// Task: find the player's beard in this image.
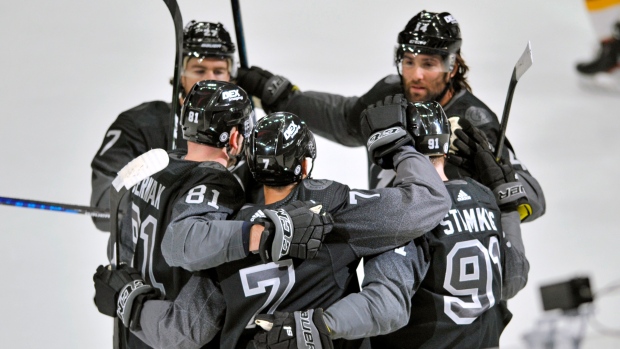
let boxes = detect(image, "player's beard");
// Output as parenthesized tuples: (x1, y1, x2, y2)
(403, 72, 450, 103)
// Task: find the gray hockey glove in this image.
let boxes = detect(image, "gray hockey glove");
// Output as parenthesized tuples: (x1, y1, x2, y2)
(360, 94, 414, 169)
(448, 118, 530, 214)
(252, 309, 333, 349)
(93, 264, 161, 331)
(236, 66, 299, 112)
(257, 201, 333, 263)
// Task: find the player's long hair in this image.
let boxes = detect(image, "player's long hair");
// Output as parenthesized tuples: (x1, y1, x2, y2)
(453, 53, 472, 93)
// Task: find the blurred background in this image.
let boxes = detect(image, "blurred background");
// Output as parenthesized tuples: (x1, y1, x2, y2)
(0, 0, 618, 348)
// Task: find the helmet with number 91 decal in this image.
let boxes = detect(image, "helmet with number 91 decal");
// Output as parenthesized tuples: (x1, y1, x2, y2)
(183, 21, 237, 77)
(246, 112, 317, 186)
(395, 10, 462, 73)
(407, 101, 450, 156)
(181, 80, 253, 148)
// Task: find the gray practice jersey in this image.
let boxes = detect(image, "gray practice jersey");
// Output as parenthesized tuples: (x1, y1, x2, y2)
(162, 146, 451, 272)
(131, 146, 450, 348)
(267, 75, 545, 222)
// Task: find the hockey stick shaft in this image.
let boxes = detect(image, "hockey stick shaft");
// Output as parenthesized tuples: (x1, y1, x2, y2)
(495, 41, 533, 161)
(231, 0, 248, 69)
(163, 0, 184, 151)
(108, 148, 168, 349)
(0, 196, 110, 219)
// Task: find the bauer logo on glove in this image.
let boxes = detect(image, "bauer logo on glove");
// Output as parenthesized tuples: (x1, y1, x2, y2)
(366, 127, 406, 151)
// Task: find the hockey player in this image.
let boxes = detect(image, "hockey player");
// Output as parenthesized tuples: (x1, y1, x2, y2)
(93, 80, 250, 349)
(90, 20, 246, 235)
(235, 10, 545, 223)
(252, 100, 530, 349)
(93, 80, 334, 349)
(576, 0, 620, 85)
(159, 102, 451, 348)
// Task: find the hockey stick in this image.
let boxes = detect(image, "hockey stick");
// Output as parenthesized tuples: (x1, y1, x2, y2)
(163, 0, 184, 151)
(0, 196, 110, 218)
(109, 148, 169, 349)
(231, 0, 248, 70)
(495, 41, 533, 162)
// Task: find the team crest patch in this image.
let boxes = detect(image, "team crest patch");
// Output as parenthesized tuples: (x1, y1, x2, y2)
(219, 132, 229, 142)
(464, 107, 492, 127)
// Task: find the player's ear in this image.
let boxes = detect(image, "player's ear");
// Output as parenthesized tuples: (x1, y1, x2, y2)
(228, 126, 243, 155)
(301, 158, 312, 179)
(450, 60, 459, 79)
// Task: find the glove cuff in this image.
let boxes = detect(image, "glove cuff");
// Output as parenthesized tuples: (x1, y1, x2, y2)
(294, 309, 331, 349)
(263, 208, 294, 262)
(117, 280, 157, 328)
(492, 182, 526, 206)
(261, 75, 293, 108)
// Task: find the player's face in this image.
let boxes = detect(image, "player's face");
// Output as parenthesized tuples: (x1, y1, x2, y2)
(400, 52, 450, 103)
(182, 57, 231, 94)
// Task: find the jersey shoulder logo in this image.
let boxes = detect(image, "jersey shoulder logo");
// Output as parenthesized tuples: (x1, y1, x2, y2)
(457, 190, 472, 202)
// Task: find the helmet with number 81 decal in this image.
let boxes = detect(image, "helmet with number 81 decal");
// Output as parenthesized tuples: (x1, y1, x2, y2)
(395, 10, 462, 73)
(406, 101, 450, 156)
(246, 112, 317, 186)
(181, 80, 253, 148)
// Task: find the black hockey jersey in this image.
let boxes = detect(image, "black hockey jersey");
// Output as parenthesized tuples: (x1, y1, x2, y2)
(370, 178, 511, 349)
(128, 150, 245, 349)
(216, 171, 449, 349)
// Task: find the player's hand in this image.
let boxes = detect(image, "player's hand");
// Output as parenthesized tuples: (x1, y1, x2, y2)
(257, 201, 333, 263)
(93, 264, 161, 330)
(236, 66, 299, 112)
(252, 309, 334, 349)
(360, 94, 414, 169)
(448, 118, 529, 210)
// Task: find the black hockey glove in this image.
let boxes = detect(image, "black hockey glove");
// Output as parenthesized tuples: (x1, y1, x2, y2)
(93, 264, 161, 331)
(236, 66, 299, 112)
(360, 94, 414, 169)
(257, 201, 333, 263)
(252, 309, 334, 349)
(448, 118, 529, 211)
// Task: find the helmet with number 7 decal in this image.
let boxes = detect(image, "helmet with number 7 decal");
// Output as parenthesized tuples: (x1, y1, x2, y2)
(407, 101, 450, 156)
(180, 80, 253, 148)
(246, 112, 317, 186)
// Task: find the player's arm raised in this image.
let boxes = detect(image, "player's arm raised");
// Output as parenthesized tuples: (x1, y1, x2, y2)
(331, 95, 451, 256)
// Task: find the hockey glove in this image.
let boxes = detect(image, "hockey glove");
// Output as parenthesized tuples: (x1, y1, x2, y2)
(253, 309, 334, 349)
(449, 118, 529, 211)
(93, 264, 161, 331)
(360, 94, 414, 169)
(257, 201, 333, 263)
(236, 66, 299, 112)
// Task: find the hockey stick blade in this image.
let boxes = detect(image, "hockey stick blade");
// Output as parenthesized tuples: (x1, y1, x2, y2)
(163, 0, 183, 151)
(0, 196, 110, 219)
(495, 41, 533, 161)
(111, 149, 169, 192)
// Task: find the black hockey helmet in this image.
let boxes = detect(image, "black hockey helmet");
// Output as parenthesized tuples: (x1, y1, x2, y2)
(395, 10, 462, 73)
(181, 80, 253, 148)
(407, 101, 450, 156)
(183, 21, 237, 76)
(246, 112, 317, 186)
